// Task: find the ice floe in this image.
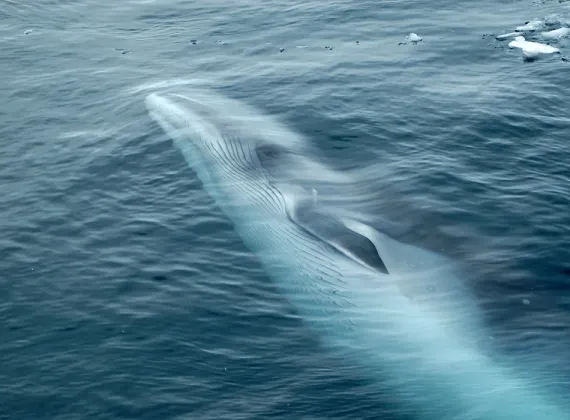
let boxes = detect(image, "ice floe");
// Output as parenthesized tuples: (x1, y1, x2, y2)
(407, 33, 422, 43)
(508, 35, 560, 59)
(493, 13, 570, 62)
(495, 32, 520, 40)
(516, 19, 544, 32)
(541, 27, 570, 40)
(398, 33, 423, 46)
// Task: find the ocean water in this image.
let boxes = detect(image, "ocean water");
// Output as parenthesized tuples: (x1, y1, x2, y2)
(1, 0, 570, 419)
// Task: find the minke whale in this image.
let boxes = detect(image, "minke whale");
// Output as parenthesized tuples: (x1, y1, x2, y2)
(145, 88, 566, 419)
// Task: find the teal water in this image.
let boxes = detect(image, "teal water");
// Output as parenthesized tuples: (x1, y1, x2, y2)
(1, 0, 569, 419)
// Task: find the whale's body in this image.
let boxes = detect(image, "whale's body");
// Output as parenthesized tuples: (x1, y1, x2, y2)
(145, 89, 566, 419)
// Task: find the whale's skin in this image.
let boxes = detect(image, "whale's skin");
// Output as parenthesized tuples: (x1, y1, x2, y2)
(145, 89, 566, 420)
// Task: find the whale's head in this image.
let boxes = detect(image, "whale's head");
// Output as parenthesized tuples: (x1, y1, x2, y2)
(145, 91, 310, 191)
(144, 90, 395, 273)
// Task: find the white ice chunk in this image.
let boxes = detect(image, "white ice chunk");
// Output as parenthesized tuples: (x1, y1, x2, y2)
(508, 36, 560, 58)
(516, 19, 544, 32)
(406, 33, 422, 42)
(495, 32, 519, 40)
(540, 27, 570, 40)
(545, 14, 563, 26)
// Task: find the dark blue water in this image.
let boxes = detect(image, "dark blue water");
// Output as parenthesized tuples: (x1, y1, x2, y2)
(1, 0, 570, 419)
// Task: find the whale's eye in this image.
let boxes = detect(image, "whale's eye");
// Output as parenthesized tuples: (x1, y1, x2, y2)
(255, 144, 290, 173)
(256, 143, 284, 161)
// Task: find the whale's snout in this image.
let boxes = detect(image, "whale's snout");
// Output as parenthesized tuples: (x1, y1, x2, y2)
(145, 92, 205, 121)
(144, 92, 160, 110)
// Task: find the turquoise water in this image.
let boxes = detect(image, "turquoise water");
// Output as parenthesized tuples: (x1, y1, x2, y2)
(1, 0, 569, 419)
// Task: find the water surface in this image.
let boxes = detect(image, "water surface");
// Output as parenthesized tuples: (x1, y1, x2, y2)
(1, 0, 569, 418)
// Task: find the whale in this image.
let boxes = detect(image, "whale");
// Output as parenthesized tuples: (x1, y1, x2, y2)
(145, 88, 567, 419)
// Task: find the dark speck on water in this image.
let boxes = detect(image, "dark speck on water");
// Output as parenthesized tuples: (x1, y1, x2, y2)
(1, 0, 569, 419)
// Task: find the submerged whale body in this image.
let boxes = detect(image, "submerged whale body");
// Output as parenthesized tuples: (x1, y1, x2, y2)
(145, 88, 567, 419)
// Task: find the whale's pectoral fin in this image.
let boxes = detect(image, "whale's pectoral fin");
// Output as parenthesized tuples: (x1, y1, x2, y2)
(287, 198, 389, 274)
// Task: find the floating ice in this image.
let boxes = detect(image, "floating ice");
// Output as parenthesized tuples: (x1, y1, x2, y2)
(508, 35, 560, 58)
(406, 33, 422, 42)
(544, 14, 565, 26)
(541, 27, 570, 40)
(495, 32, 520, 40)
(516, 19, 544, 31)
